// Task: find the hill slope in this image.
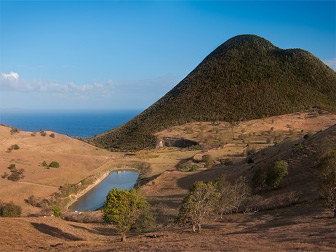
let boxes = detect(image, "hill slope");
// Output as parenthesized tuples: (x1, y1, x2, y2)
(90, 35, 336, 151)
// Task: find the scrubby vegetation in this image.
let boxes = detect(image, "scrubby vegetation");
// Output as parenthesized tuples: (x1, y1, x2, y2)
(216, 175, 250, 218)
(0, 201, 22, 217)
(10, 127, 19, 135)
(177, 181, 219, 232)
(7, 144, 20, 152)
(103, 188, 154, 241)
(49, 161, 60, 168)
(2, 163, 25, 182)
(91, 35, 336, 151)
(252, 161, 288, 189)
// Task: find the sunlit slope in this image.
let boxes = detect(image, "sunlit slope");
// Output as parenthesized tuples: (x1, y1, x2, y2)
(91, 35, 336, 151)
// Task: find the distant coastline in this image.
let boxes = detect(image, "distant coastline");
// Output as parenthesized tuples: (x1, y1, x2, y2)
(0, 109, 142, 138)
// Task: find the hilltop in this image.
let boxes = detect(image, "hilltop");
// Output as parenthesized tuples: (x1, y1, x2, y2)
(90, 35, 336, 151)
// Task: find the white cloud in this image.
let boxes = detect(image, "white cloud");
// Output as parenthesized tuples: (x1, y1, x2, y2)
(0, 71, 114, 97)
(323, 58, 336, 71)
(2, 72, 19, 80)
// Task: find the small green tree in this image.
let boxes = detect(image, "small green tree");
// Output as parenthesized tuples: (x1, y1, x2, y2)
(265, 161, 288, 188)
(177, 181, 219, 232)
(103, 188, 154, 242)
(51, 205, 62, 217)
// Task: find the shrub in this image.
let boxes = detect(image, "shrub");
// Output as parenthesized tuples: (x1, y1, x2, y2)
(40, 131, 47, 136)
(220, 158, 233, 166)
(8, 164, 16, 170)
(0, 201, 22, 217)
(247, 157, 254, 164)
(10, 127, 19, 135)
(31, 131, 36, 136)
(1, 172, 9, 179)
(252, 168, 266, 189)
(8, 144, 20, 152)
(26, 195, 40, 207)
(51, 205, 62, 217)
(177, 181, 219, 232)
(202, 154, 213, 168)
(265, 161, 288, 188)
(292, 143, 303, 153)
(103, 188, 154, 241)
(216, 175, 250, 217)
(49, 161, 60, 168)
(49, 133, 55, 138)
(42, 161, 48, 167)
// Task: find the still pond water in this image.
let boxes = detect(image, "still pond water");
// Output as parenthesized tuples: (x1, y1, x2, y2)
(69, 171, 139, 212)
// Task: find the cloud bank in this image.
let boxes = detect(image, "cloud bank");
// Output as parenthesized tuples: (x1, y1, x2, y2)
(0, 72, 114, 96)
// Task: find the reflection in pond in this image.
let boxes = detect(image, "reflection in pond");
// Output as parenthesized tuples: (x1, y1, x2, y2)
(69, 171, 139, 212)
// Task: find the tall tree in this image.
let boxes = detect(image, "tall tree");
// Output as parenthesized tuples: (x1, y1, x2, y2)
(103, 188, 154, 241)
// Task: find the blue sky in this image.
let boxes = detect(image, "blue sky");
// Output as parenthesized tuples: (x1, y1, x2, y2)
(0, 0, 335, 110)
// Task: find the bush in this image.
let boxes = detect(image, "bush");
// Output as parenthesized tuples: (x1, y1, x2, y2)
(26, 195, 40, 207)
(181, 164, 199, 172)
(103, 188, 154, 241)
(252, 168, 266, 189)
(292, 143, 303, 153)
(49, 133, 55, 138)
(8, 144, 20, 152)
(0, 201, 22, 217)
(220, 158, 233, 166)
(216, 175, 250, 217)
(202, 154, 213, 168)
(177, 181, 219, 232)
(247, 157, 254, 164)
(42, 161, 48, 167)
(40, 131, 47, 136)
(31, 131, 36, 136)
(8, 164, 16, 170)
(49, 161, 60, 168)
(51, 205, 62, 217)
(265, 161, 288, 188)
(10, 127, 19, 135)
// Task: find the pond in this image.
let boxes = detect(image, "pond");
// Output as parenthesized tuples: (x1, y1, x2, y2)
(69, 170, 139, 212)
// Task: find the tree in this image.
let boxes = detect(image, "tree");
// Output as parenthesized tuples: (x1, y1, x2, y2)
(216, 175, 250, 218)
(177, 181, 219, 232)
(265, 161, 288, 188)
(51, 205, 62, 217)
(103, 188, 153, 242)
(318, 151, 336, 217)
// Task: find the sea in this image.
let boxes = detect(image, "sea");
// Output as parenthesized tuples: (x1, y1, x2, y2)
(0, 109, 142, 138)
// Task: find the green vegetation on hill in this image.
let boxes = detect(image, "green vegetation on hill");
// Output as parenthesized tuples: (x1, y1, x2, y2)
(90, 35, 336, 151)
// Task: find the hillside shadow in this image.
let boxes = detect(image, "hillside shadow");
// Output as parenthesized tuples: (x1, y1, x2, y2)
(31, 223, 82, 241)
(177, 165, 229, 190)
